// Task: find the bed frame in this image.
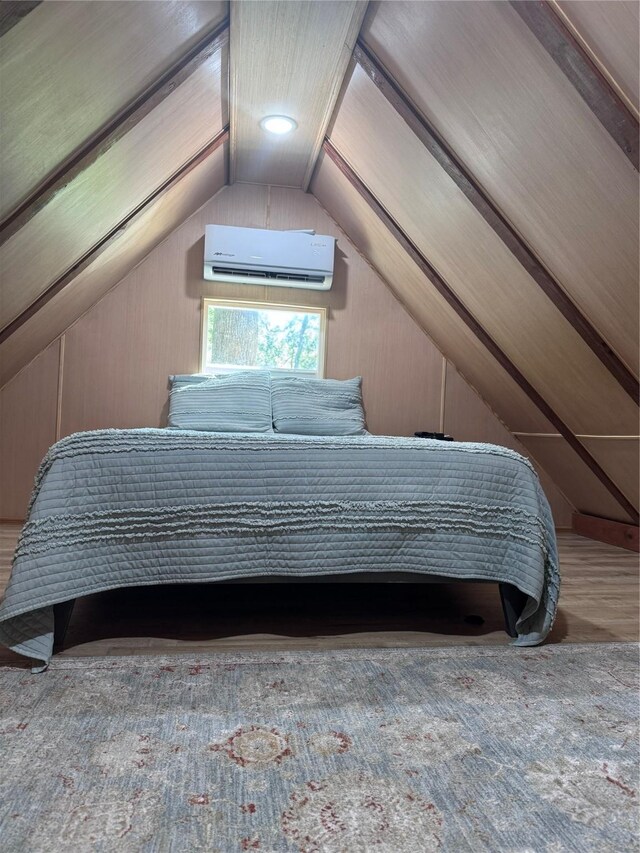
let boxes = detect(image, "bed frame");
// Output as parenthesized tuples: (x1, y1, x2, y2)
(52, 581, 526, 653)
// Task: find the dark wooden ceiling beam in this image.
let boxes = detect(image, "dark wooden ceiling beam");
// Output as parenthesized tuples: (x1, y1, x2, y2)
(354, 41, 639, 405)
(0, 17, 229, 243)
(509, 0, 638, 170)
(322, 139, 639, 524)
(0, 1, 41, 38)
(0, 127, 229, 345)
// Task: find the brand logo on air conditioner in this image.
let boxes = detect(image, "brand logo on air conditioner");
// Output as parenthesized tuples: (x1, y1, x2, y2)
(212, 251, 235, 257)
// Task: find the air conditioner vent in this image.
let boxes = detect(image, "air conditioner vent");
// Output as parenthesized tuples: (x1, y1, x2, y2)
(210, 267, 325, 284)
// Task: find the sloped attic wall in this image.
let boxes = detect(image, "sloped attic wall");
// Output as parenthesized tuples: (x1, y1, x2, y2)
(312, 0, 639, 525)
(0, 182, 572, 525)
(0, 0, 229, 387)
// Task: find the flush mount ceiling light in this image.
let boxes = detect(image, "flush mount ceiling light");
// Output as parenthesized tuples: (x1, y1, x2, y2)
(260, 115, 297, 135)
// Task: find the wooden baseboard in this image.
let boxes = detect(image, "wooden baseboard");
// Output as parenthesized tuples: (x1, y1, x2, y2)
(573, 512, 639, 553)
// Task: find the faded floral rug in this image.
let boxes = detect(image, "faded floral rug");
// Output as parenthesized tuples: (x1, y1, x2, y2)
(1, 643, 638, 852)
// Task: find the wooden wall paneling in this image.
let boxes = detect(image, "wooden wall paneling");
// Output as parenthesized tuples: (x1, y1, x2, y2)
(362, 0, 639, 375)
(509, 0, 638, 167)
(0, 339, 59, 519)
(555, 0, 639, 116)
(354, 41, 637, 404)
(573, 438, 639, 512)
(0, 60, 226, 332)
(60, 183, 274, 436)
(267, 186, 444, 436)
(0, 128, 229, 345)
(328, 64, 639, 437)
(59, 181, 443, 443)
(230, 0, 367, 187)
(517, 435, 636, 524)
(1, 21, 229, 242)
(311, 151, 583, 525)
(312, 148, 638, 524)
(311, 151, 558, 435)
(0, 0, 226, 219)
(0, 1, 41, 38)
(442, 362, 574, 528)
(0, 147, 227, 389)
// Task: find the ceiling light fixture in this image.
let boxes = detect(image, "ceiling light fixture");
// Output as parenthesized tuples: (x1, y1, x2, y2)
(260, 115, 297, 135)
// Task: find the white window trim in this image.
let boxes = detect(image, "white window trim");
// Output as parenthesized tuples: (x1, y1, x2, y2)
(200, 298, 327, 378)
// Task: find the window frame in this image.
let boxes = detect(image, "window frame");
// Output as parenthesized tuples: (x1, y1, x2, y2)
(200, 297, 327, 378)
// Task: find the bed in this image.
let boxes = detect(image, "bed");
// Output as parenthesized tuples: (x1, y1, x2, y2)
(0, 428, 559, 671)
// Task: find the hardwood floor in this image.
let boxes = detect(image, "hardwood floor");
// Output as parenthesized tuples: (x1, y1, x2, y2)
(0, 525, 637, 667)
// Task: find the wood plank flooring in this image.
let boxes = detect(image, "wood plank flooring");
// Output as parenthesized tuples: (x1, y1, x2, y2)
(0, 525, 637, 667)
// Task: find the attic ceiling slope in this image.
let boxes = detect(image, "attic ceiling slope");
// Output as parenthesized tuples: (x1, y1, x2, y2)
(353, 39, 638, 404)
(509, 0, 638, 168)
(0, 0, 227, 220)
(0, 2, 230, 343)
(0, 19, 229, 243)
(361, 0, 639, 375)
(320, 139, 638, 525)
(229, 0, 367, 187)
(0, 69, 227, 334)
(0, 146, 228, 389)
(0, 1, 41, 38)
(555, 0, 640, 116)
(310, 151, 638, 525)
(327, 63, 639, 437)
(313, 0, 639, 523)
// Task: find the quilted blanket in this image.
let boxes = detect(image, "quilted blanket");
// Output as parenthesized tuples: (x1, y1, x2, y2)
(0, 430, 559, 670)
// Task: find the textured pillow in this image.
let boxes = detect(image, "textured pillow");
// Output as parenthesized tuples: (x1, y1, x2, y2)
(167, 371, 272, 432)
(168, 374, 212, 390)
(271, 376, 366, 435)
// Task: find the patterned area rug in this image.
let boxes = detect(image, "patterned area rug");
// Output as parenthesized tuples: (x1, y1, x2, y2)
(1, 643, 638, 852)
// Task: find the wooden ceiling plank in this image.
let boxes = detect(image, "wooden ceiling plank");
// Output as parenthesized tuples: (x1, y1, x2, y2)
(322, 138, 639, 525)
(0, 19, 229, 243)
(362, 2, 638, 375)
(354, 41, 639, 405)
(0, 149, 227, 389)
(312, 152, 556, 434)
(554, 1, 639, 118)
(0, 1, 41, 38)
(509, 0, 638, 170)
(230, 0, 367, 187)
(0, 128, 229, 346)
(1, 2, 227, 219)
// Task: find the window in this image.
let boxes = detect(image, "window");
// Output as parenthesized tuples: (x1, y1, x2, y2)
(200, 299, 327, 377)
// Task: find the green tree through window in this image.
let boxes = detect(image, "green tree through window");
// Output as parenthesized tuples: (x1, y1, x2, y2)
(205, 303, 323, 375)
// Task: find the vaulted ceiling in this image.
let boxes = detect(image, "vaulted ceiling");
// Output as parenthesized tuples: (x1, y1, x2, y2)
(0, 0, 638, 524)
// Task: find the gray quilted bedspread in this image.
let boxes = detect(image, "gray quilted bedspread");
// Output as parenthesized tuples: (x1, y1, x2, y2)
(0, 430, 559, 669)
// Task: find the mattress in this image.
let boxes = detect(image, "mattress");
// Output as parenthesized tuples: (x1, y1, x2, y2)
(0, 429, 560, 669)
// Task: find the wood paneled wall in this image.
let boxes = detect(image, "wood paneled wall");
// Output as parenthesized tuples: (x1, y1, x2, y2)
(556, 0, 639, 114)
(362, 0, 639, 374)
(57, 183, 443, 437)
(442, 362, 573, 527)
(0, 0, 227, 219)
(0, 182, 573, 525)
(0, 147, 227, 388)
(0, 340, 60, 520)
(311, 151, 634, 525)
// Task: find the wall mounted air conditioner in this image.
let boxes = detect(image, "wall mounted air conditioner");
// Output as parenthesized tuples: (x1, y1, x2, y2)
(204, 224, 335, 290)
